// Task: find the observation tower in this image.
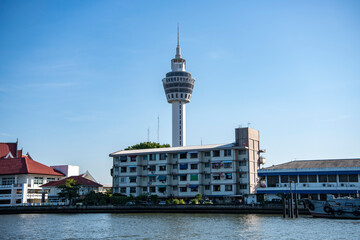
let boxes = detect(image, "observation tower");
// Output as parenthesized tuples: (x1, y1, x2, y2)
(162, 27, 195, 147)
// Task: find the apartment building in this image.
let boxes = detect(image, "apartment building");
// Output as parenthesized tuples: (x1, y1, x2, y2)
(110, 127, 265, 200)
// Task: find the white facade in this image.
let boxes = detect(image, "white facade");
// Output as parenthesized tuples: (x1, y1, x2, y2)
(51, 165, 80, 177)
(0, 174, 62, 206)
(111, 127, 264, 200)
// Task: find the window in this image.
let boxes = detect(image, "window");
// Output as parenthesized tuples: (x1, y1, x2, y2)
(158, 186, 166, 193)
(121, 167, 127, 173)
(267, 176, 279, 187)
(280, 175, 289, 183)
(173, 154, 178, 158)
(213, 150, 220, 157)
(149, 176, 156, 182)
(213, 185, 220, 191)
(173, 175, 177, 180)
(224, 149, 231, 157)
(120, 156, 127, 162)
(239, 150, 246, 155)
(190, 174, 198, 181)
(224, 162, 232, 168)
(143, 187, 147, 192)
(212, 163, 221, 169)
(179, 175, 187, 181)
(289, 175, 298, 183)
(2, 177, 15, 185)
(180, 187, 187, 192)
(173, 164, 178, 169)
(150, 187, 155, 193)
(349, 174, 359, 182)
(159, 165, 166, 171)
(308, 175, 317, 182)
(120, 187, 126, 193)
(239, 161, 247, 166)
(225, 173, 232, 180)
(225, 185, 233, 191)
(205, 185, 210, 190)
(34, 177, 43, 185)
(160, 154, 166, 160)
(129, 167, 137, 173)
(129, 177, 136, 183)
(47, 178, 55, 182)
(205, 163, 210, 168)
(180, 153, 187, 159)
(190, 164, 198, 170)
(142, 155, 148, 160)
(339, 175, 348, 182)
(148, 165, 156, 171)
(130, 187, 136, 193)
(190, 153, 198, 158)
(205, 174, 210, 179)
(319, 175, 327, 183)
(143, 166, 147, 171)
(179, 163, 188, 170)
(149, 154, 156, 161)
(213, 175, 220, 180)
(328, 175, 337, 182)
(204, 152, 211, 157)
(173, 186, 178, 191)
(240, 184, 247, 189)
(299, 175, 308, 183)
(120, 177, 126, 183)
(130, 156, 136, 162)
(190, 186, 198, 192)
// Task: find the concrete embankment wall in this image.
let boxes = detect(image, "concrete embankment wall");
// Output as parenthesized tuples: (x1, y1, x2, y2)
(0, 205, 310, 215)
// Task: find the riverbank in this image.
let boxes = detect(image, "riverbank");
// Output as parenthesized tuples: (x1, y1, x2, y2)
(0, 204, 310, 215)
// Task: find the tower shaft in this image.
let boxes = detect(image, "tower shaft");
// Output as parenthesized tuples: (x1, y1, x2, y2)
(172, 101, 186, 147)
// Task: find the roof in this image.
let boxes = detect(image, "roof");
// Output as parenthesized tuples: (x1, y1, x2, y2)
(0, 142, 17, 158)
(263, 158, 360, 170)
(0, 155, 65, 176)
(41, 175, 102, 187)
(110, 143, 241, 156)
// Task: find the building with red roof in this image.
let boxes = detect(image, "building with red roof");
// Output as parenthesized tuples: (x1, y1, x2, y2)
(41, 175, 102, 203)
(0, 142, 67, 206)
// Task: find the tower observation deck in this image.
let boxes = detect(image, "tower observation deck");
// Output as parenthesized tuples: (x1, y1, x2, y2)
(162, 27, 195, 147)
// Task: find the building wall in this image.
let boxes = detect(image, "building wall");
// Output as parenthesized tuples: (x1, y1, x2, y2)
(111, 127, 263, 199)
(0, 174, 61, 206)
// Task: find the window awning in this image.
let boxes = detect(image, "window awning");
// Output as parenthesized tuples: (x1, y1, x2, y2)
(189, 185, 198, 188)
(223, 161, 232, 163)
(179, 174, 187, 177)
(226, 173, 232, 175)
(157, 175, 167, 181)
(158, 185, 166, 188)
(148, 174, 156, 177)
(129, 176, 136, 179)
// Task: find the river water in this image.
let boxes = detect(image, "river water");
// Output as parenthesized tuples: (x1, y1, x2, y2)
(0, 213, 359, 240)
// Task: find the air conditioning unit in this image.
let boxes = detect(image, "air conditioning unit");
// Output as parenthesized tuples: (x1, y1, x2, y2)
(350, 184, 355, 187)
(283, 184, 287, 187)
(276, 183, 281, 187)
(341, 183, 345, 187)
(303, 184, 307, 187)
(322, 184, 326, 187)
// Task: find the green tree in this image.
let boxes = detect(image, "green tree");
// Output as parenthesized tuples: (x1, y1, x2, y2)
(125, 142, 170, 150)
(57, 179, 80, 205)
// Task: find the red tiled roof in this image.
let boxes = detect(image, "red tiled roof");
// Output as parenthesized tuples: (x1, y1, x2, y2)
(41, 175, 102, 187)
(0, 142, 17, 158)
(0, 155, 65, 176)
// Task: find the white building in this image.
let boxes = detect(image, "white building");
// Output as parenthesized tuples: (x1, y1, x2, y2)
(0, 142, 65, 206)
(162, 26, 195, 147)
(110, 127, 265, 201)
(257, 159, 360, 201)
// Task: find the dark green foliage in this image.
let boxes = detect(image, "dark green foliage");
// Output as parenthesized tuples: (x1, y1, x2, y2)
(125, 142, 170, 150)
(57, 179, 80, 205)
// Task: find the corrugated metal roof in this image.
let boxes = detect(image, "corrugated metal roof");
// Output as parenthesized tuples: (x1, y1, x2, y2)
(263, 159, 360, 170)
(109, 143, 238, 156)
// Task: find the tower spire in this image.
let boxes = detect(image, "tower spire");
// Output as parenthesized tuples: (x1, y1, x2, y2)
(175, 24, 181, 59)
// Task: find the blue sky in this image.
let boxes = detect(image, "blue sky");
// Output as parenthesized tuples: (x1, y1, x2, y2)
(0, 1, 359, 184)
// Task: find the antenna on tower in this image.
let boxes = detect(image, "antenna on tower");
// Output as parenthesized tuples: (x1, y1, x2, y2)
(157, 115, 160, 143)
(177, 23, 180, 46)
(147, 128, 150, 142)
(247, 122, 251, 128)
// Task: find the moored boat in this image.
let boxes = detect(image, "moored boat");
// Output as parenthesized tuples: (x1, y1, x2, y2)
(304, 195, 360, 219)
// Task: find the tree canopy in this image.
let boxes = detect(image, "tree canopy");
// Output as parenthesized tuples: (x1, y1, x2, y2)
(125, 142, 170, 150)
(57, 178, 80, 205)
